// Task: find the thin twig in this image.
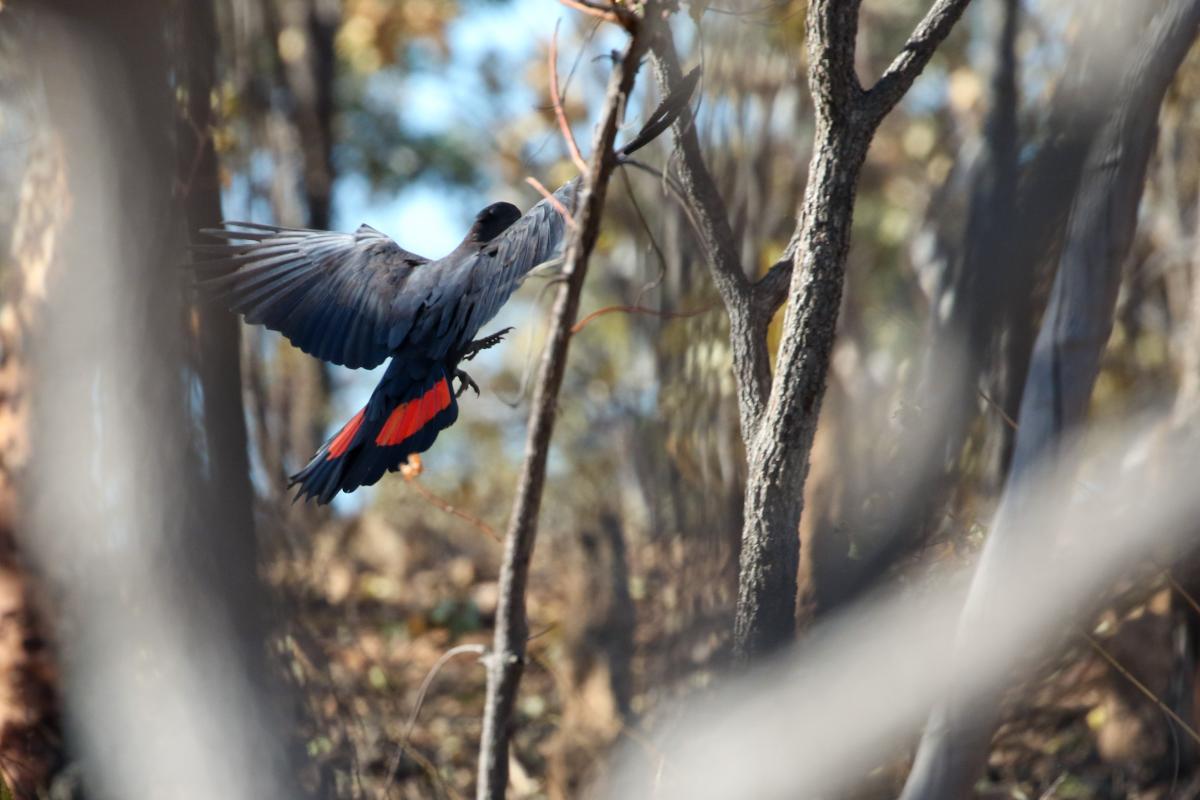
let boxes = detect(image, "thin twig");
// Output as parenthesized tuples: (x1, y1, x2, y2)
(557, 0, 622, 24)
(525, 176, 578, 230)
(384, 643, 487, 796)
(1038, 772, 1069, 800)
(1165, 570, 1200, 619)
(549, 23, 590, 176)
(1081, 630, 1200, 748)
(618, 164, 669, 306)
(571, 302, 716, 335)
(400, 454, 500, 542)
(978, 387, 1019, 431)
(410, 483, 501, 543)
(400, 453, 499, 542)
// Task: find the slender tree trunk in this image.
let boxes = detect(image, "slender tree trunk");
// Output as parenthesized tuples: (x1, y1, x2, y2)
(900, 4, 1200, 796)
(650, 0, 972, 662)
(800, 0, 1024, 621)
(737, 124, 869, 656)
(475, 14, 651, 798)
(177, 3, 310, 776)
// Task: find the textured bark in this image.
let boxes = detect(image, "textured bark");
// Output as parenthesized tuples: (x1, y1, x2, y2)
(475, 19, 651, 800)
(734, 0, 972, 661)
(650, 0, 971, 661)
(802, 0, 1025, 622)
(899, 3, 1200, 797)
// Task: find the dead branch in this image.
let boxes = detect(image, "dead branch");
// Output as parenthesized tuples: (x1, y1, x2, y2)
(549, 24, 589, 176)
(570, 302, 716, 335)
(474, 10, 654, 798)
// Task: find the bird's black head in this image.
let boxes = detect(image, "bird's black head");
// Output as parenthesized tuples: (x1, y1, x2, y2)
(469, 202, 522, 244)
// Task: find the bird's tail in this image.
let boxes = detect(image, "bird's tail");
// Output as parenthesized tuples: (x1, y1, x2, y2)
(617, 66, 702, 159)
(289, 361, 459, 504)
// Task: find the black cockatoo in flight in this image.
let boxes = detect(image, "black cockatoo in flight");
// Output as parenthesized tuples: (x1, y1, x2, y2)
(194, 69, 699, 504)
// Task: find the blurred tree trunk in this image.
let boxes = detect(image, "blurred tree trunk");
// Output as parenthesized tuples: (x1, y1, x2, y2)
(1159, 196, 1200, 778)
(0, 132, 67, 798)
(920, 0, 1019, 480)
(900, 3, 1200, 796)
(182, 0, 261, 612)
(24, 2, 306, 796)
(222, 0, 339, 503)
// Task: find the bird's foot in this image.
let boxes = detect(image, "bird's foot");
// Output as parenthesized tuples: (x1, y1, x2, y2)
(461, 327, 514, 361)
(454, 368, 481, 398)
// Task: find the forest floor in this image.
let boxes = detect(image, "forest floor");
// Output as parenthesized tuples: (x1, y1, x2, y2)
(268, 500, 1200, 800)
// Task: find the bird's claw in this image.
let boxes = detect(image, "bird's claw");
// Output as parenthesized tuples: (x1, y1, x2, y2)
(454, 368, 480, 398)
(462, 327, 514, 361)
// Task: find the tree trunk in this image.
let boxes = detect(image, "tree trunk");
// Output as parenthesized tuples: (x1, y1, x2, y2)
(899, 4, 1200, 796)
(737, 124, 870, 657)
(733, 0, 973, 661)
(25, 4, 305, 797)
(475, 17, 650, 798)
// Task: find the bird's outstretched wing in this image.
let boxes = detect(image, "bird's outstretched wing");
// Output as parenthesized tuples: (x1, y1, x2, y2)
(193, 222, 431, 369)
(406, 180, 579, 361)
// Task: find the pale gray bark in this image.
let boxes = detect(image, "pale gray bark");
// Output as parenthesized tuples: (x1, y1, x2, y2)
(899, 3, 1200, 796)
(24, 6, 303, 798)
(475, 16, 652, 799)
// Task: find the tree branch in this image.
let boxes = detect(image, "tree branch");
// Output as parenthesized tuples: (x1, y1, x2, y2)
(549, 24, 589, 176)
(864, 0, 974, 122)
(474, 18, 652, 800)
(755, 0, 971, 314)
(649, 26, 774, 436)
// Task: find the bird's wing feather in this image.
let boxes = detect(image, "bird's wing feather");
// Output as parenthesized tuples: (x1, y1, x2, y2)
(194, 222, 431, 369)
(402, 179, 579, 360)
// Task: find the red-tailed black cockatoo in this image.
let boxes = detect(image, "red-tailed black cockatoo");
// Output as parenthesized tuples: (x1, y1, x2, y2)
(194, 68, 699, 504)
